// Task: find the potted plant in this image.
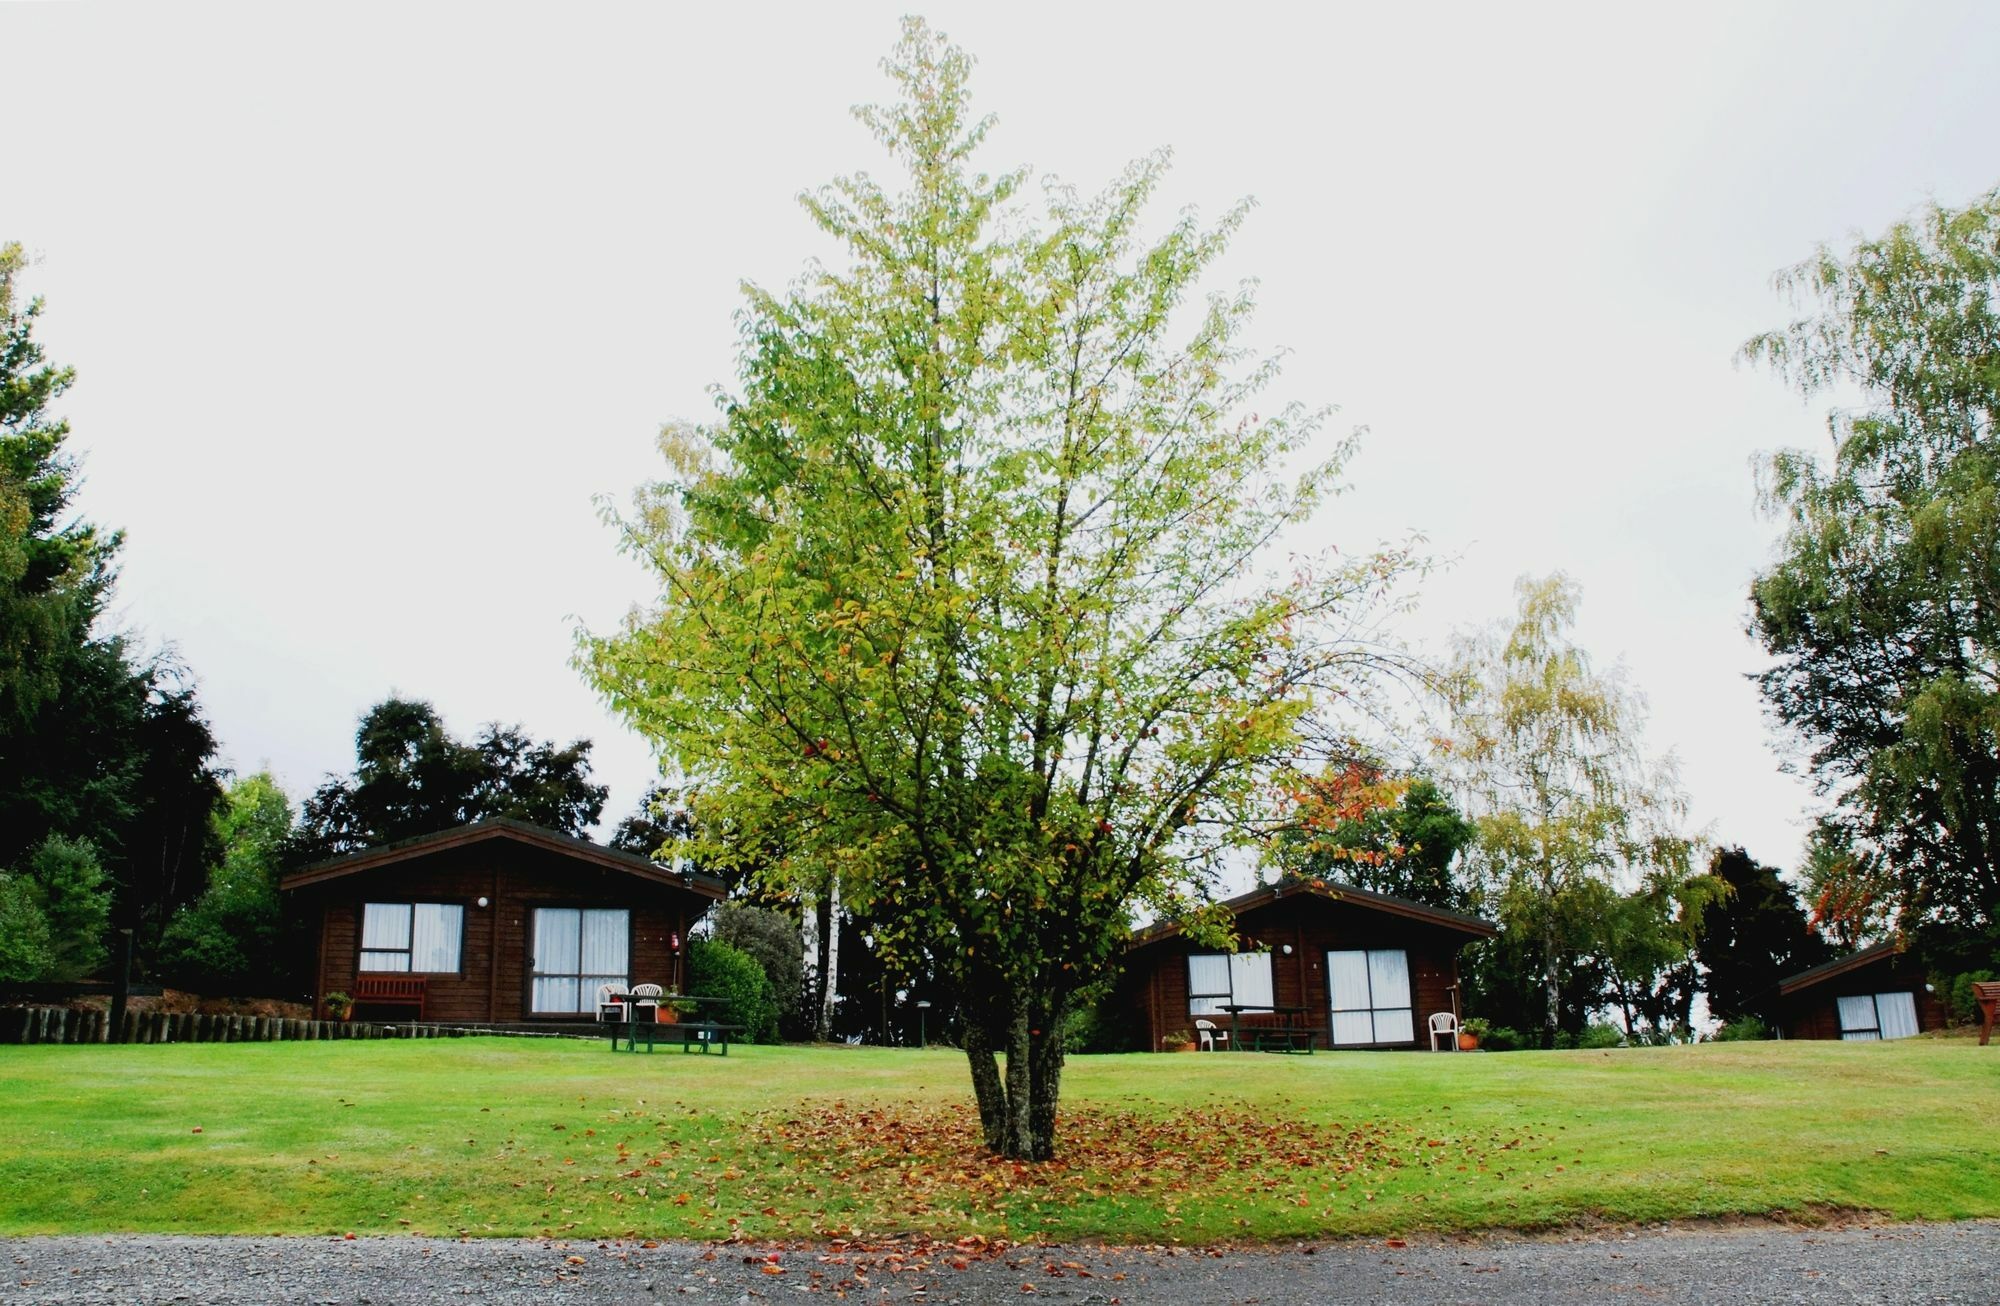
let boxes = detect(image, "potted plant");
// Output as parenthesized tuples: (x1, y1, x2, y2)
(1459, 1017, 1488, 1051)
(1162, 1029, 1194, 1053)
(324, 991, 353, 1022)
(656, 997, 694, 1026)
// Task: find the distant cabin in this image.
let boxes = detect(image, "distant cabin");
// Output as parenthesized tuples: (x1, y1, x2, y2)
(1768, 941, 1945, 1041)
(1115, 877, 1496, 1052)
(280, 818, 724, 1024)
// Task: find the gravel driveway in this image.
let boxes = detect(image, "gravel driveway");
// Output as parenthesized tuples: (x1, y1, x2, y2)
(6, 1221, 1994, 1304)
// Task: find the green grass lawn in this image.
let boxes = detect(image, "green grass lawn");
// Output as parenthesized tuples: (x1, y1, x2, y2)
(0, 1037, 1994, 1243)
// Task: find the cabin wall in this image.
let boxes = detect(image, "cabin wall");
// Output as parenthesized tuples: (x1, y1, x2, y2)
(302, 841, 707, 1022)
(1127, 893, 1476, 1052)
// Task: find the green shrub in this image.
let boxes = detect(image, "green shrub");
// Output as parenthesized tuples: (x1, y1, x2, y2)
(1478, 1024, 1526, 1051)
(688, 936, 781, 1043)
(0, 873, 53, 982)
(1713, 1014, 1769, 1042)
(1947, 971, 1997, 1026)
(1577, 1022, 1625, 1049)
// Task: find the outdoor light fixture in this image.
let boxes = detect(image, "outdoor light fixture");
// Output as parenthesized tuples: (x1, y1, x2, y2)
(1281, 944, 1294, 955)
(476, 896, 490, 908)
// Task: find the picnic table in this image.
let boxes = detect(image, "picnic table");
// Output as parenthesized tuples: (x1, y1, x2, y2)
(1217, 1003, 1320, 1054)
(600, 992, 742, 1054)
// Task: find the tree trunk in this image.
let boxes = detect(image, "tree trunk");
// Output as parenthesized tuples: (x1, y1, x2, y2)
(962, 1018, 1008, 1152)
(816, 876, 840, 1040)
(1026, 994, 1069, 1161)
(1541, 918, 1561, 1049)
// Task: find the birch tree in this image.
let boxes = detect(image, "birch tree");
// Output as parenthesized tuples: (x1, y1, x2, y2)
(1449, 575, 1703, 1047)
(583, 20, 1417, 1159)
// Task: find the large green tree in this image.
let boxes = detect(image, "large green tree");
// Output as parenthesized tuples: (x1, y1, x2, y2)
(1695, 845, 1829, 1024)
(290, 697, 607, 861)
(585, 21, 1417, 1159)
(1449, 575, 1708, 1047)
(0, 244, 223, 960)
(1744, 187, 2000, 966)
(158, 773, 294, 994)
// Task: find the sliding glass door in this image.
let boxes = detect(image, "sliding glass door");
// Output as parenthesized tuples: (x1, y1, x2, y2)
(530, 907, 629, 1014)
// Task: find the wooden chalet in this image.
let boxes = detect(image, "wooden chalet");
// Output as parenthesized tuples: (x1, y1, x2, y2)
(280, 818, 725, 1024)
(1116, 877, 1496, 1052)
(1767, 940, 1945, 1041)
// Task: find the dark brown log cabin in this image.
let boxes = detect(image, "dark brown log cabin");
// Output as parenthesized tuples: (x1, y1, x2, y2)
(280, 819, 725, 1023)
(1117, 878, 1496, 1052)
(1767, 941, 1946, 1041)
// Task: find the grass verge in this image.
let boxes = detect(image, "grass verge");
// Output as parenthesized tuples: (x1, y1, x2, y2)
(0, 1037, 1993, 1242)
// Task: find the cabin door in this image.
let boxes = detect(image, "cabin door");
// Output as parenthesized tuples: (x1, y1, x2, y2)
(1326, 948, 1415, 1046)
(529, 907, 630, 1015)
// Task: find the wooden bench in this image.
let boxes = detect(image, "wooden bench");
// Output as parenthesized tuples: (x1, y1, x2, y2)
(353, 975, 426, 1019)
(1974, 981, 2000, 1047)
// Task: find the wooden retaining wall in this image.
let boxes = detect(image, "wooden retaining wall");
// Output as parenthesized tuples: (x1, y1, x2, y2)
(0, 1007, 491, 1045)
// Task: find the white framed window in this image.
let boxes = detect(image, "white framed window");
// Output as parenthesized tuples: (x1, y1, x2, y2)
(359, 902, 464, 973)
(1837, 991, 1919, 1041)
(531, 907, 630, 1014)
(1187, 952, 1275, 1015)
(1327, 948, 1415, 1045)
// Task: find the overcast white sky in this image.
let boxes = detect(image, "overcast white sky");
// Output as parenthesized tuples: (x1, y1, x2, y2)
(6, 4, 1999, 877)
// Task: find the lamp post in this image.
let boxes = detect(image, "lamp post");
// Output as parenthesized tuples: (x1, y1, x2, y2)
(916, 999, 932, 1049)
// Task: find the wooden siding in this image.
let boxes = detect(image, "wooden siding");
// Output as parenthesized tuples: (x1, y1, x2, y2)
(299, 838, 709, 1023)
(1123, 892, 1477, 1052)
(1775, 953, 1946, 1041)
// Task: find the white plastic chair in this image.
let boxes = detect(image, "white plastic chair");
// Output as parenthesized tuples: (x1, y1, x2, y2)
(629, 982, 664, 1024)
(1194, 1018, 1229, 1052)
(1428, 1011, 1460, 1052)
(596, 983, 630, 1024)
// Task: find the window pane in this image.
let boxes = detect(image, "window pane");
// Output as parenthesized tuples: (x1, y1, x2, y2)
(1187, 954, 1231, 996)
(411, 904, 463, 972)
(1231, 953, 1274, 1009)
(534, 908, 580, 975)
(1328, 951, 1371, 1011)
(1367, 950, 1412, 1009)
(361, 903, 411, 950)
(359, 950, 410, 973)
(1374, 1008, 1415, 1043)
(1875, 991, 1919, 1040)
(533, 977, 581, 1014)
(1836, 994, 1878, 1036)
(1331, 1011, 1375, 1046)
(580, 909, 629, 975)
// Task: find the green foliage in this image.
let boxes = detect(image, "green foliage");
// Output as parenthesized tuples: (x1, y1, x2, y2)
(1946, 970, 1997, 1026)
(1449, 576, 1709, 1046)
(1695, 846, 1831, 1023)
(291, 698, 607, 860)
(158, 773, 294, 994)
(1284, 768, 1476, 911)
(1475, 1024, 1525, 1052)
(1576, 1022, 1626, 1050)
(1744, 187, 2000, 957)
(0, 835, 112, 982)
(0, 871, 52, 981)
(713, 900, 805, 1020)
(1714, 1015, 1770, 1042)
(582, 18, 1418, 1160)
(688, 936, 780, 1044)
(0, 246, 223, 956)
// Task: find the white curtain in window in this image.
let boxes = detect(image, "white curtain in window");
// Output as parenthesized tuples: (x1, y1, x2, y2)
(580, 909, 629, 979)
(1368, 949, 1414, 1042)
(1837, 994, 1879, 1040)
(1328, 950, 1373, 1044)
(1875, 991, 1919, 1040)
(535, 909, 581, 974)
(361, 903, 410, 949)
(1187, 954, 1232, 1014)
(1231, 953, 1275, 1009)
(534, 977, 582, 1014)
(410, 904, 463, 972)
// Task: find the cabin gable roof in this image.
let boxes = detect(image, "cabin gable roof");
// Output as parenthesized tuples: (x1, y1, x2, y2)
(1129, 876, 1496, 950)
(277, 817, 727, 898)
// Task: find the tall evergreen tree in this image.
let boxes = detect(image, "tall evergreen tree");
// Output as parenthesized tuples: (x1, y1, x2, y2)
(1695, 845, 1830, 1023)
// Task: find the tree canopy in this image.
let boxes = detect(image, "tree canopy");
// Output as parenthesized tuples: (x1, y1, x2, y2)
(1744, 186, 2000, 966)
(584, 20, 1418, 1158)
(290, 697, 607, 861)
